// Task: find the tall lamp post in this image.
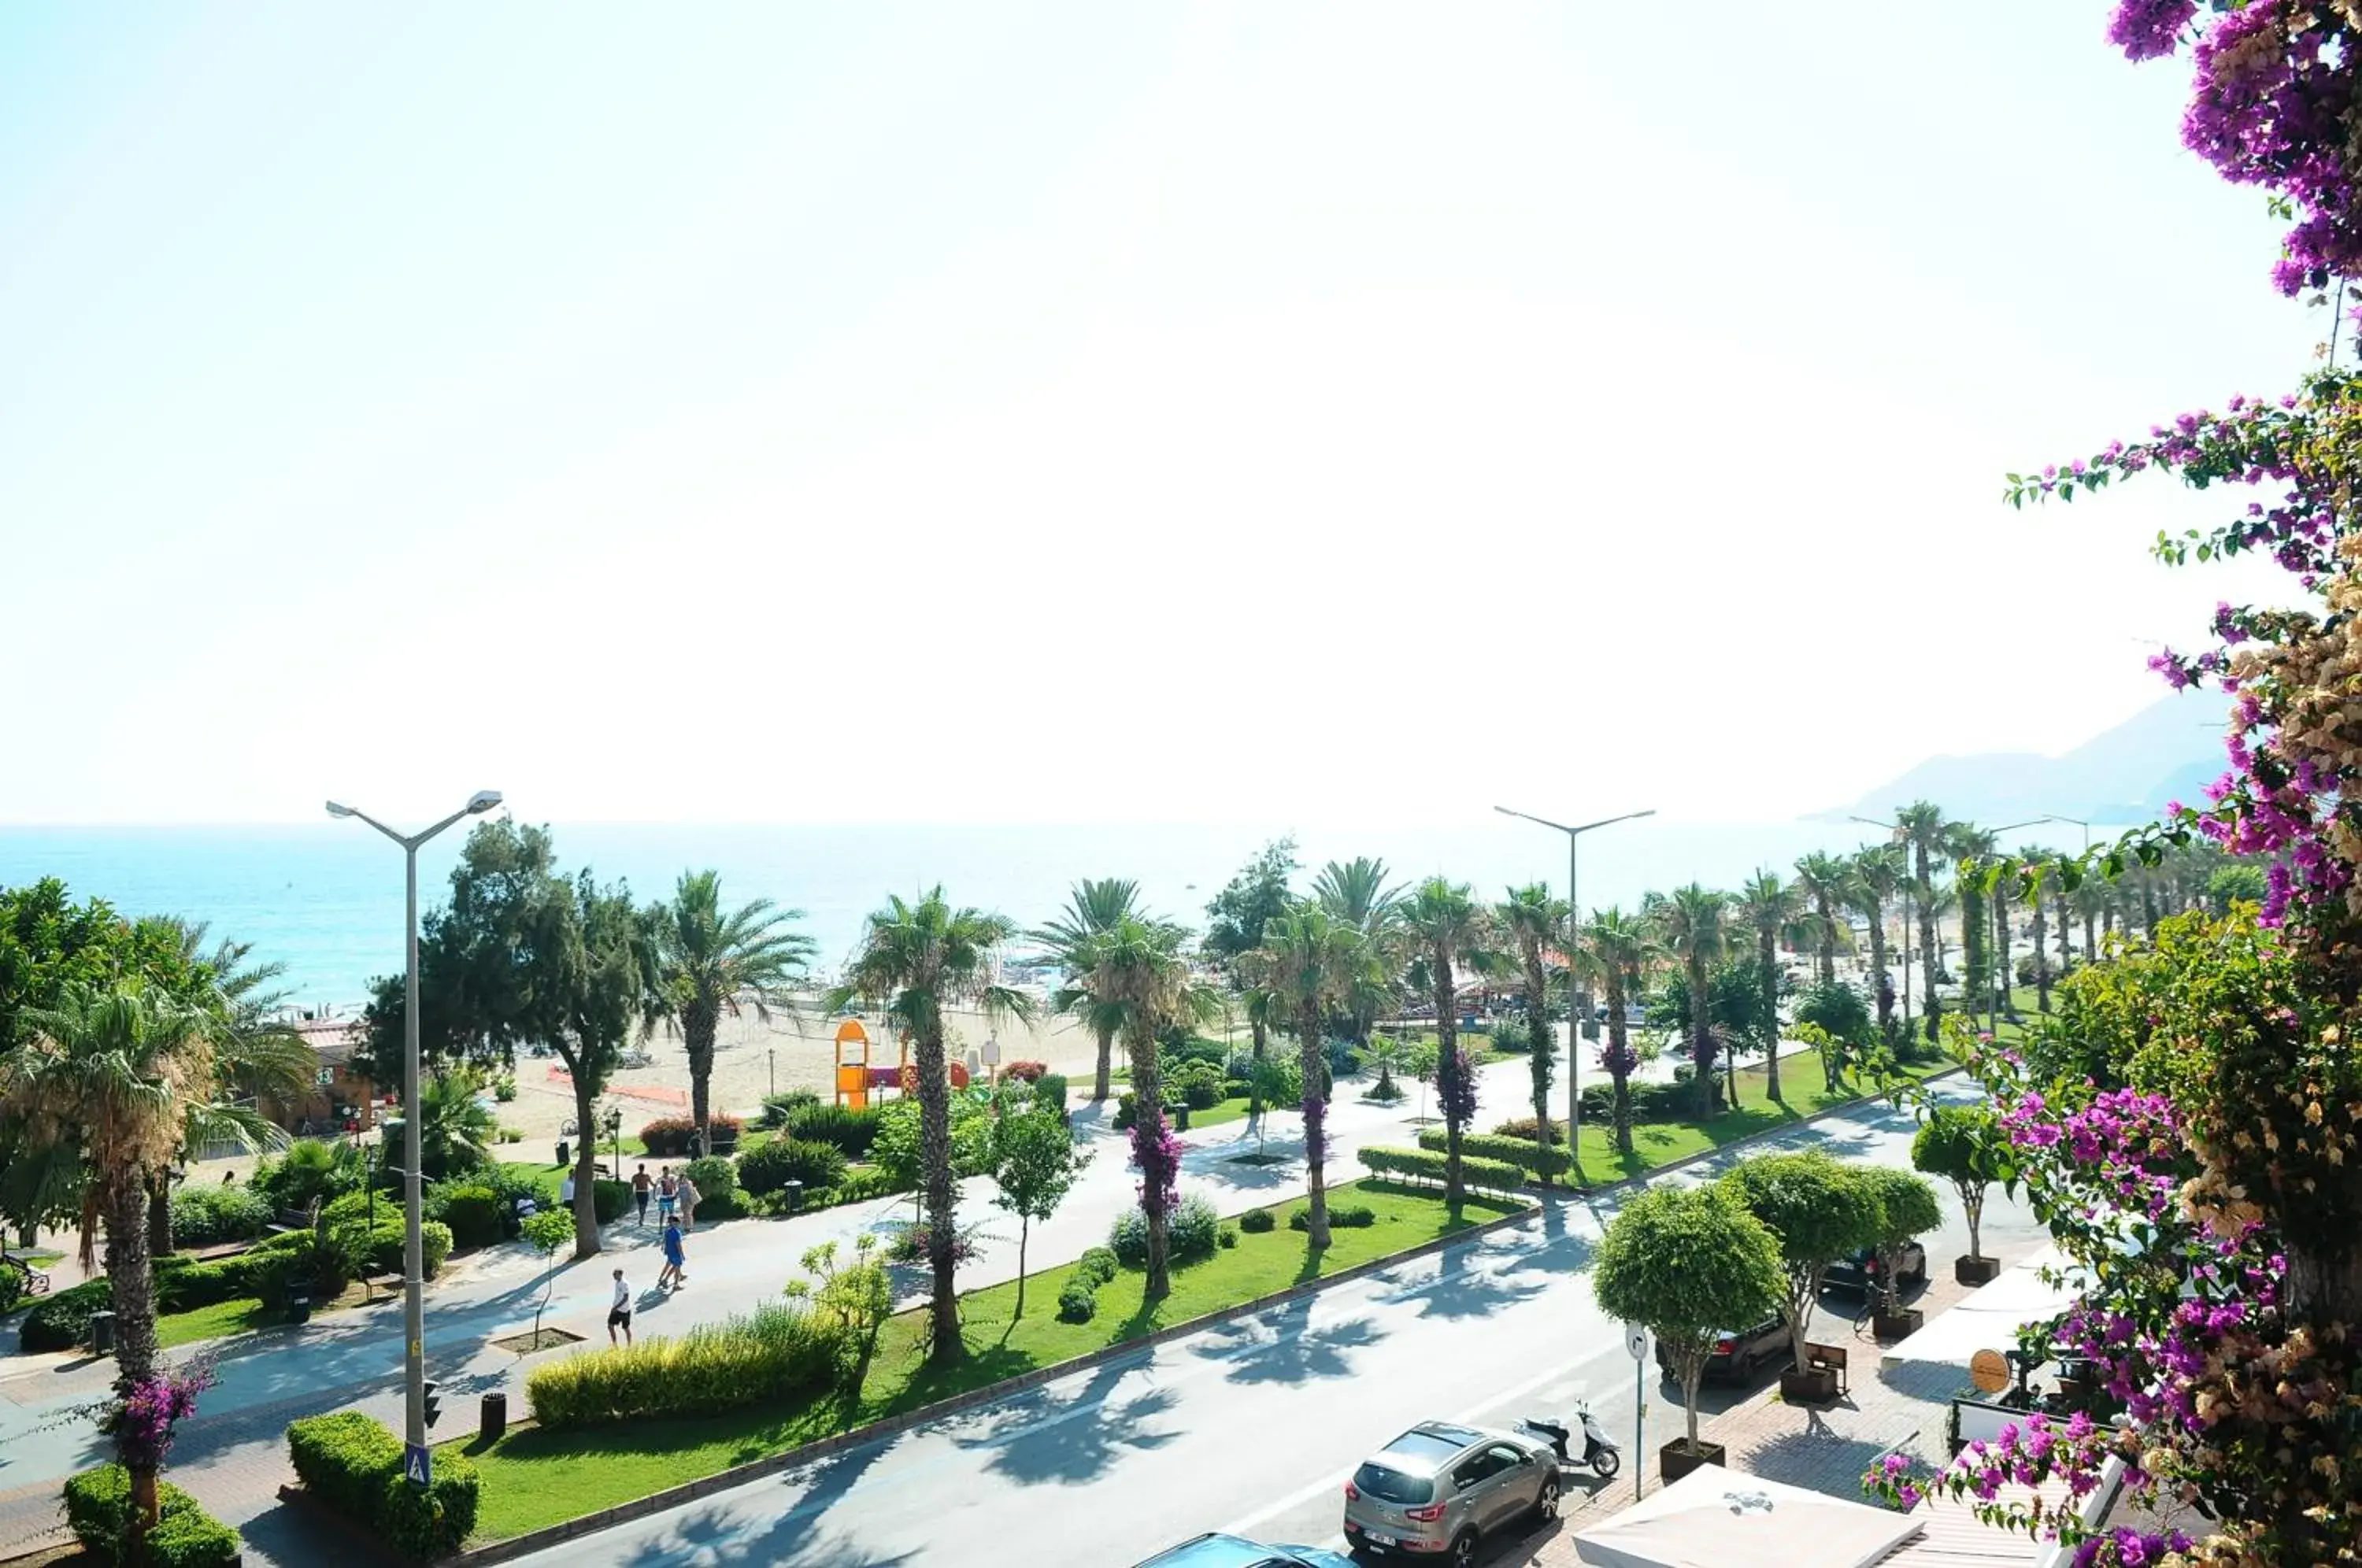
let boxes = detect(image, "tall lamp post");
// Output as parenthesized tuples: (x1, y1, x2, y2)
(1493, 804, 1656, 1167)
(327, 789, 503, 1485)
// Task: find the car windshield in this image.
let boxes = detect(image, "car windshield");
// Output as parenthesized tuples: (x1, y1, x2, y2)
(1353, 1463, 1435, 1504)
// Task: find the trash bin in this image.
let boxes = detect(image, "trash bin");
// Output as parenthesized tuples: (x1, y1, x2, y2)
(480, 1392, 509, 1443)
(87, 1310, 115, 1355)
(781, 1180, 804, 1215)
(555, 1139, 570, 1169)
(1173, 1104, 1192, 1132)
(287, 1281, 314, 1326)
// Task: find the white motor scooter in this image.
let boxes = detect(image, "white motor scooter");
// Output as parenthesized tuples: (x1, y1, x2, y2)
(1517, 1400, 1622, 1479)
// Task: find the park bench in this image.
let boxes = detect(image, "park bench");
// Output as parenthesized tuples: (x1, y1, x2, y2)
(1, 1250, 52, 1298)
(1806, 1341, 1849, 1396)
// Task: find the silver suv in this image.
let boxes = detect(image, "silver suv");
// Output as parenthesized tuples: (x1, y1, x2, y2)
(1341, 1421, 1558, 1565)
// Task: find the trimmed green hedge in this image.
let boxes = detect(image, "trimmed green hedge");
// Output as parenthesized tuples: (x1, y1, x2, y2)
(739, 1137, 846, 1197)
(525, 1302, 841, 1429)
(287, 1411, 479, 1561)
(783, 1103, 881, 1158)
(433, 1184, 505, 1251)
(22, 1278, 109, 1352)
(1356, 1145, 1526, 1193)
(1415, 1127, 1571, 1177)
(168, 1185, 274, 1247)
(63, 1463, 242, 1567)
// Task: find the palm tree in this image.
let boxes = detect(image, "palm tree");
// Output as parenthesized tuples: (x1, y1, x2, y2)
(0, 981, 220, 1544)
(416, 1067, 499, 1179)
(1249, 906, 1375, 1244)
(1031, 878, 1143, 1103)
(829, 889, 1031, 1360)
(1734, 872, 1805, 1103)
(1495, 884, 1568, 1176)
(2013, 845, 2055, 1015)
(1790, 852, 1849, 987)
(1845, 845, 1906, 1041)
(1313, 858, 1403, 1045)
(1651, 886, 1731, 1118)
(1948, 824, 1997, 1025)
(1894, 801, 1950, 1041)
(1080, 915, 1215, 1298)
(1578, 908, 1658, 1156)
(1398, 878, 1499, 1206)
(650, 871, 815, 1157)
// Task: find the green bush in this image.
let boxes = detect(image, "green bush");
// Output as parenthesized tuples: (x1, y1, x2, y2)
(1415, 1127, 1568, 1177)
(154, 1256, 265, 1313)
(1057, 1278, 1098, 1322)
(21, 1279, 110, 1351)
(1168, 1059, 1225, 1110)
(250, 1137, 361, 1211)
(1218, 1226, 1238, 1248)
(168, 1185, 274, 1247)
(1356, 1145, 1525, 1193)
(638, 1114, 742, 1156)
(680, 1155, 740, 1219)
(1490, 1115, 1564, 1145)
(784, 1103, 881, 1158)
(739, 1137, 847, 1197)
(1238, 1207, 1276, 1234)
(63, 1464, 242, 1567)
(1033, 1073, 1068, 1122)
(1290, 1203, 1376, 1230)
(1170, 1193, 1220, 1263)
(525, 1302, 842, 1429)
(1076, 1246, 1119, 1288)
(0, 1266, 23, 1316)
(287, 1411, 479, 1561)
(434, 1185, 504, 1251)
(1108, 1207, 1150, 1267)
(337, 1218, 452, 1279)
(759, 1089, 821, 1128)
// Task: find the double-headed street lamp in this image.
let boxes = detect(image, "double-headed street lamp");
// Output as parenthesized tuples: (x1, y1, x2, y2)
(327, 789, 502, 1484)
(1493, 804, 1656, 1165)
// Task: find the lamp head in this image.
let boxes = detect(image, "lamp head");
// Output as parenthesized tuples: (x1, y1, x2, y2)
(465, 790, 504, 815)
(324, 801, 357, 819)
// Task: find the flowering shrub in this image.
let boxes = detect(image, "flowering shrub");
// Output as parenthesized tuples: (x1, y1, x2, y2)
(100, 1364, 214, 1474)
(1128, 1106, 1183, 1215)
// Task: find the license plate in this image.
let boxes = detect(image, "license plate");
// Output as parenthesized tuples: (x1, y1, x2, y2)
(1364, 1532, 1397, 1546)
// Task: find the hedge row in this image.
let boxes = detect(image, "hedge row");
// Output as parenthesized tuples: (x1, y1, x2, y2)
(287, 1411, 479, 1560)
(168, 1185, 274, 1247)
(637, 1114, 742, 1156)
(526, 1301, 841, 1429)
(1415, 1127, 1570, 1177)
(1356, 1145, 1526, 1193)
(63, 1464, 242, 1567)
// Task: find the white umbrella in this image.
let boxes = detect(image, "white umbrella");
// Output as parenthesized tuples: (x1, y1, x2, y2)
(1572, 1462, 1924, 1568)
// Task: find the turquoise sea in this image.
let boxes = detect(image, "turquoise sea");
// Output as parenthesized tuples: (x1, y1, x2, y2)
(0, 816, 2105, 1013)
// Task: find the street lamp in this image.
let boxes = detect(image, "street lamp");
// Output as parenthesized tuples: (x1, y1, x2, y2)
(1493, 804, 1656, 1167)
(326, 789, 502, 1486)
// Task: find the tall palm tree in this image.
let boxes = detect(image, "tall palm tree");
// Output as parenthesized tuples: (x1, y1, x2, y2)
(1249, 906, 1375, 1244)
(1894, 801, 1950, 1041)
(1031, 878, 1142, 1103)
(828, 889, 1031, 1359)
(650, 871, 815, 1157)
(1947, 824, 1997, 1025)
(2012, 845, 2055, 1015)
(1844, 845, 1907, 1040)
(1734, 872, 1805, 1103)
(1578, 908, 1659, 1156)
(1080, 915, 1216, 1298)
(1790, 852, 1849, 987)
(0, 981, 220, 1544)
(1313, 858, 1402, 1045)
(1651, 885, 1731, 1118)
(1496, 884, 1568, 1177)
(1398, 878, 1498, 1206)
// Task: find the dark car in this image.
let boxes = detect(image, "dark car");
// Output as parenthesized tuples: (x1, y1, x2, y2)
(1135, 1533, 1357, 1568)
(1654, 1315, 1790, 1383)
(1824, 1242, 1928, 1296)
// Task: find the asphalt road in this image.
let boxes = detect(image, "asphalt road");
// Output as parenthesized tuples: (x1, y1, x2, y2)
(503, 1077, 2042, 1568)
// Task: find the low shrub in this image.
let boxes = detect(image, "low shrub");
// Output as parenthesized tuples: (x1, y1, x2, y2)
(1032, 1073, 1069, 1122)
(1076, 1246, 1119, 1288)
(1579, 1078, 1719, 1122)
(1170, 1192, 1220, 1263)
(739, 1137, 847, 1197)
(1415, 1127, 1570, 1177)
(168, 1185, 274, 1248)
(0, 1266, 23, 1315)
(785, 1103, 881, 1158)
(337, 1218, 453, 1280)
(1057, 1278, 1098, 1322)
(887, 1224, 979, 1266)
(525, 1301, 842, 1429)
(494, 1074, 518, 1102)
(1108, 1207, 1150, 1268)
(759, 1089, 821, 1128)
(638, 1115, 744, 1156)
(1356, 1145, 1526, 1193)
(1000, 1059, 1048, 1083)
(154, 1255, 265, 1313)
(1490, 1116, 1564, 1145)
(250, 1137, 361, 1211)
(21, 1279, 110, 1352)
(287, 1411, 480, 1560)
(1238, 1207, 1276, 1234)
(434, 1185, 504, 1252)
(1182, 1078, 1224, 1111)
(63, 1463, 242, 1567)
(1290, 1203, 1376, 1230)
(1218, 1226, 1238, 1249)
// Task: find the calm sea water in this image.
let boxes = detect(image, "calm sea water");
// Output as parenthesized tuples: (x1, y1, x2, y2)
(0, 817, 2108, 1013)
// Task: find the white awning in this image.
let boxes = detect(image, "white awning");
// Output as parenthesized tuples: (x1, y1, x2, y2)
(1572, 1461, 1924, 1568)
(1879, 1247, 2085, 1372)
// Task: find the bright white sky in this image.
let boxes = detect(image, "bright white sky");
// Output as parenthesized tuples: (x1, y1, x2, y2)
(0, 2, 2322, 827)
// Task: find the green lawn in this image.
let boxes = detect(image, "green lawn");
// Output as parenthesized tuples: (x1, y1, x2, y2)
(1182, 1093, 1255, 1130)
(464, 1176, 1526, 1542)
(157, 1296, 274, 1348)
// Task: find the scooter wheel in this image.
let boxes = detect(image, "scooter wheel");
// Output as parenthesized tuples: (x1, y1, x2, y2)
(1592, 1448, 1622, 1479)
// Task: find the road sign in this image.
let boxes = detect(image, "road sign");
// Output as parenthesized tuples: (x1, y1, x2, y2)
(1624, 1323, 1649, 1362)
(403, 1443, 432, 1489)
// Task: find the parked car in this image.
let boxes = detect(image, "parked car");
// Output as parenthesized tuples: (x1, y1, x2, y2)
(1134, 1533, 1357, 1568)
(1653, 1315, 1790, 1383)
(1342, 1420, 1558, 1565)
(1824, 1241, 1929, 1296)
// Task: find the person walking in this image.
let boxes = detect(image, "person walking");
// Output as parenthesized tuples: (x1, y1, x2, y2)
(656, 1167, 677, 1228)
(676, 1170, 701, 1233)
(657, 1217, 687, 1292)
(560, 1170, 577, 1208)
(607, 1268, 635, 1345)
(631, 1164, 651, 1226)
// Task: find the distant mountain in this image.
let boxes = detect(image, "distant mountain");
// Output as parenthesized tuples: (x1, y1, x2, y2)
(1819, 697, 2227, 827)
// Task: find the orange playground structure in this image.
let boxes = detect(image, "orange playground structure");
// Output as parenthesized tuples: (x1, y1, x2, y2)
(832, 1017, 972, 1108)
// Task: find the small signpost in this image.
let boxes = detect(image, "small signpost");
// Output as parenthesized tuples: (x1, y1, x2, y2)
(403, 1443, 432, 1489)
(1624, 1322, 1649, 1500)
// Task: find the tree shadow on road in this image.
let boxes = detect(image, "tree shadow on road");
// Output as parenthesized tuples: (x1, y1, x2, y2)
(946, 1357, 1179, 1486)
(1193, 1297, 1385, 1386)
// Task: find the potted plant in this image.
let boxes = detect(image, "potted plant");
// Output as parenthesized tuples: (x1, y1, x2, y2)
(1912, 1104, 2013, 1285)
(1859, 1166, 1943, 1338)
(1718, 1150, 1881, 1405)
(1593, 1183, 1785, 1484)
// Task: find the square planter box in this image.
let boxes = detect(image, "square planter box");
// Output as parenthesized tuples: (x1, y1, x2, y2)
(1873, 1307, 1925, 1340)
(1955, 1255, 2002, 1286)
(1779, 1367, 1838, 1406)
(1660, 1440, 1727, 1485)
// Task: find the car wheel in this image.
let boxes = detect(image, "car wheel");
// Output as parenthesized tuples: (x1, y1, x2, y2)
(1450, 1529, 1480, 1568)
(1536, 1474, 1561, 1522)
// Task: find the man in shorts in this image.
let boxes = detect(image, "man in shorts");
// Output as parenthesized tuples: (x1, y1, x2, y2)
(607, 1269, 634, 1345)
(656, 1168, 677, 1227)
(631, 1164, 651, 1226)
(657, 1219, 687, 1292)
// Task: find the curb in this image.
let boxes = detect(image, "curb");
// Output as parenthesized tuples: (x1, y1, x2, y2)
(422, 1067, 1960, 1566)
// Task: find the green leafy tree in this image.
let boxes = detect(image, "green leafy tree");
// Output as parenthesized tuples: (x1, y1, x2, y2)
(1793, 979, 1873, 1090)
(2012, 845, 2058, 1015)
(1398, 878, 1500, 1206)
(1497, 883, 1567, 1178)
(650, 870, 813, 1158)
(1247, 905, 1375, 1244)
(830, 889, 1031, 1361)
(1649, 885, 1731, 1118)
(1912, 1104, 2011, 1267)
(1031, 878, 1143, 1104)
(1592, 1184, 1784, 1452)
(787, 1235, 893, 1381)
(1718, 1150, 1883, 1376)
(987, 1090, 1092, 1318)
(1734, 871, 1805, 1104)
(520, 1207, 574, 1346)
(1857, 1166, 1942, 1317)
